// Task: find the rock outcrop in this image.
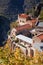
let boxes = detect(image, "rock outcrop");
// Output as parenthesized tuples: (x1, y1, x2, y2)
(0, 0, 41, 21)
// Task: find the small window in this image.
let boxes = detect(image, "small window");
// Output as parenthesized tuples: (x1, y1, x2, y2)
(24, 42, 26, 45)
(26, 49, 28, 55)
(40, 46, 43, 49)
(22, 21, 25, 23)
(11, 37, 13, 39)
(40, 46, 43, 51)
(30, 49, 34, 57)
(41, 40, 43, 42)
(27, 17, 32, 20)
(35, 33, 37, 35)
(20, 20, 21, 22)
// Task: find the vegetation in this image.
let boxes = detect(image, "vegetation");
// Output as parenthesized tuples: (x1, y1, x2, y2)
(0, 40, 43, 65)
(10, 21, 18, 29)
(39, 9, 43, 20)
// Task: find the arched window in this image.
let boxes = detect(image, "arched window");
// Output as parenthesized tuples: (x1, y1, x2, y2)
(26, 49, 28, 56)
(30, 49, 34, 57)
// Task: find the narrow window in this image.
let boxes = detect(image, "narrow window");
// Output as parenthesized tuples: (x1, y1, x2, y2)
(30, 49, 34, 57)
(26, 49, 28, 56)
(41, 40, 43, 42)
(20, 20, 21, 22)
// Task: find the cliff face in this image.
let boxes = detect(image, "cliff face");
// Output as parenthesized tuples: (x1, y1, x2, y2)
(0, 0, 40, 22)
(0, 0, 41, 46)
(24, 0, 40, 12)
(0, 0, 24, 21)
(0, 16, 10, 46)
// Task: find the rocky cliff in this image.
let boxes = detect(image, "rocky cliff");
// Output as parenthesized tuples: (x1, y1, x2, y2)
(0, 0, 41, 46)
(0, 0, 41, 22)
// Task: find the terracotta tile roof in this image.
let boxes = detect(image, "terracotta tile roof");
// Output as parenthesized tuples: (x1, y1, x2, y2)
(15, 24, 32, 31)
(19, 14, 29, 18)
(37, 34, 43, 41)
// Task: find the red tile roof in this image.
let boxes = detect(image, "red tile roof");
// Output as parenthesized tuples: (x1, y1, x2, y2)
(37, 34, 43, 41)
(19, 14, 29, 18)
(15, 24, 32, 31)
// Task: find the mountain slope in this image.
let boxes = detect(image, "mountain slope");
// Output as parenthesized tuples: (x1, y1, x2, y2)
(0, 0, 41, 21)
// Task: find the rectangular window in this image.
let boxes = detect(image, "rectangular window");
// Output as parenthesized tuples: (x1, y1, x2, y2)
(41, 40, 43, 42)
(22, 21, 25, 23)
(20, 20, 21, 22)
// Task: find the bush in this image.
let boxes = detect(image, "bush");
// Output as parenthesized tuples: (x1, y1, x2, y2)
(10, 22, 18, 29)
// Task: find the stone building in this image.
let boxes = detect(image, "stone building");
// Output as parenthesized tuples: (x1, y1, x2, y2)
(17, 13, 38, 26)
